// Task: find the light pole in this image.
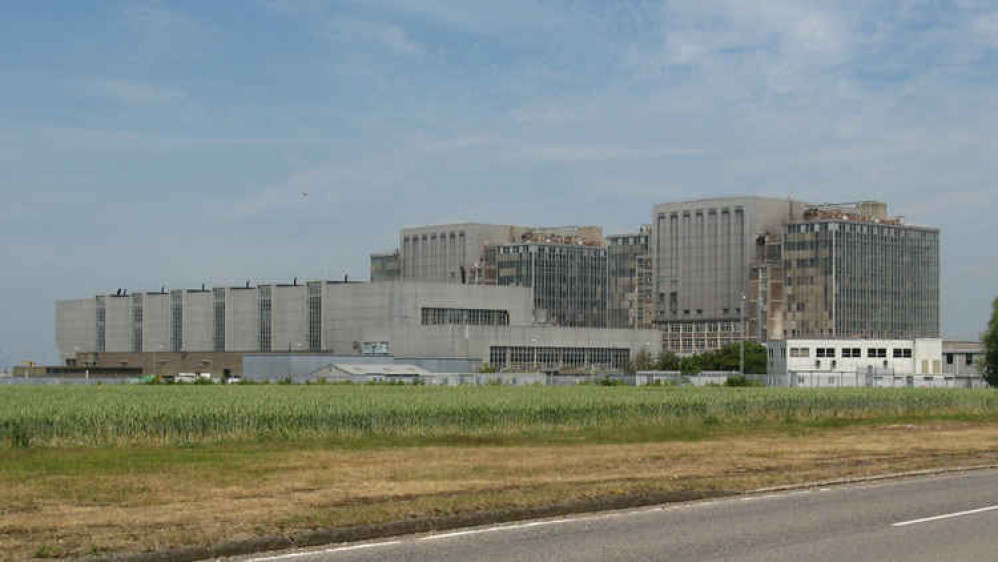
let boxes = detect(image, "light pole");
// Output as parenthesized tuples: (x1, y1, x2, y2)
(531, 338, 538, 373)
(154, 343, 164, 378)
(739, 293, 746, 375)
(74, 346, 88, 380)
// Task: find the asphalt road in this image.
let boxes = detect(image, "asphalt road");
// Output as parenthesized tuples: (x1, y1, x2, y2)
(240, 469, 998, 562)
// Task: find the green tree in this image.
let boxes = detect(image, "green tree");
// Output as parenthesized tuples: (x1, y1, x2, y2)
(697, 343, 767, 374)
(983, 297, 998, 387)
(655, 351, 680, 371)
(632, 349, 655, 372)
(680, 355, 703, 374)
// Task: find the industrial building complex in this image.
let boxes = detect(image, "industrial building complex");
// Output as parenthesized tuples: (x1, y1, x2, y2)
(56, 281, 657, 379)
(49, 196, 985, 387)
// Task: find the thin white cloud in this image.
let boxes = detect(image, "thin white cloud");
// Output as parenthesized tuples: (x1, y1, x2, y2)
(973, 12, 998, 47)
(326, 17, 424, 57)
(87, 79, 186, 105)
(524, 145, 703, 163)
(510, 107, 579, 126)
(22, 126, 328, 150)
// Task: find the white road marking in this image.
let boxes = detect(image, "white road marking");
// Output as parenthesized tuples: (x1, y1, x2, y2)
(892, 505, 998, 527)
(418, 518, 583, 541)
(244, 484, 870, 557)
(245, 540, 402, 561)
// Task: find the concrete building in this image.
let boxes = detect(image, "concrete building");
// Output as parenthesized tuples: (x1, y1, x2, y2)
(57, 281, 659, 375)
(396, 223, 610, 328)
(487, 241, 608, 328)
(942, 341, 984, 376)
(400, 223, 521, 284)
(607, 226, 653, 330)
(370, 251, 400, 282)
(398, 223, 604, 285)
(782, 202, 940, 339)
(765, 337, 984, 387)
(768, 337, 942, 376)
(651, 196, 809, 355)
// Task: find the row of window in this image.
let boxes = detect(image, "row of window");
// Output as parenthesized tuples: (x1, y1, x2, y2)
(488, 346, 630, 369)
(403, 231, 466, 242)
(421, 307, 510, 327)
(790, 347, 913, 359)
(945, 353, 976, 365)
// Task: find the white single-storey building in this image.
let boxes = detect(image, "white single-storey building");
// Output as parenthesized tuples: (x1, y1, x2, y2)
(766, 338, 986, 388)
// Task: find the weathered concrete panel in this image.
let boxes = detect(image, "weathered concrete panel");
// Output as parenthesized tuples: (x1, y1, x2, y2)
(55, 299, 96, 362)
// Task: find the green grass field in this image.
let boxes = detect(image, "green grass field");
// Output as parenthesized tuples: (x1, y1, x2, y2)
(2, 385, 996, 448)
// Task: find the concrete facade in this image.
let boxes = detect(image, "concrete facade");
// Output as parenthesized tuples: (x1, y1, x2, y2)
(72, 351, 244, 378)
(226, 288, 258, 351)
(651, 196, 809, 354)
(767, 337, 944, 377)
(490, 242, 608, 328)
(782, 205, 940, 339)
(104, 295, 131, 353)
(271, 284, 308, 353)
(399, 223, 604, 286)
(55, 298, 97, 362)
(185, 290, 214, 353)
(766, 338, 983, 389)
(57, 281, 658, 373)
(400, 223, 521, 283)
(943, 341, 984, 376)
(607, 227, 653, 330)
(370, 251, 400, 282)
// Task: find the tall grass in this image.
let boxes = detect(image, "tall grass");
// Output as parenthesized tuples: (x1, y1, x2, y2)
(1, 386, 995, 448)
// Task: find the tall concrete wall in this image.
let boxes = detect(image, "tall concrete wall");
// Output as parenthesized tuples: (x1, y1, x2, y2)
(272, 285, 307, 352)
(227, 288, 258, 351)
(185, 291, 214, 352)
(55, 299, 96, 362)
(56, 281, 659, 370)
(651, 197, 807, 354)
(142, 293, 170, 353)
(322, 281, 535, 356)
(652, 197, 802, 322)
(104, 295, 131, 352)
(401, 223, 523, 282)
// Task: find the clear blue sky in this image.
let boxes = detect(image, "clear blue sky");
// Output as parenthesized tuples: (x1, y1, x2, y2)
(2, 0, 997, 367)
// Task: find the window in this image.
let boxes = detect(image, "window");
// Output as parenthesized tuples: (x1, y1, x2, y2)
(421, 307, 510, 327)
(817, 348, 826, 358)
(878, 348, 887, 358)
(213, 288, 226, 352)
(172, 290, 185, 352)
(946, 353, 954, 364)
(868, 348, 877, 358)
(852, 348, 861, 358)
(894, 349, 904, 359)
(307, 282, 322, 352)
(967, 354, 975, 366)
(826, 348, 836, 358)
(903, 349, 912, 358)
